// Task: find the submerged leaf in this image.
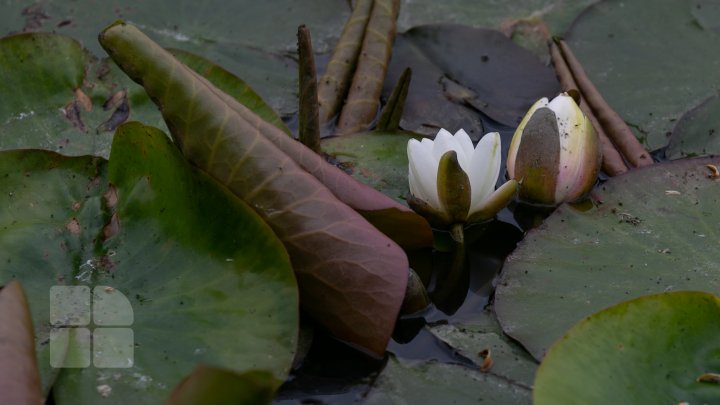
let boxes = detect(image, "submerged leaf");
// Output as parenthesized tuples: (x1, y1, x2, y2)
(100, 22, 411, 355)
(0, 281, 43, 405)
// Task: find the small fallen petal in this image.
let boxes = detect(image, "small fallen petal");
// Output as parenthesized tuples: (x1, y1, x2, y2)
(697, 372, 720, 384)
(97, 384, 112, 397)
(706, 164, 720, 179)
(664, 190, 681, 195)
(479, 349, 493, 372)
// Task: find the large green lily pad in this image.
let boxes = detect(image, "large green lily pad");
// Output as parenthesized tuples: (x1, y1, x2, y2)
(534, 291, 720, 404)
(0, 122, 298, 403)
(565, 0, 720, 151)
(495, 157, 720, 360)
(666, 93, 720, 159)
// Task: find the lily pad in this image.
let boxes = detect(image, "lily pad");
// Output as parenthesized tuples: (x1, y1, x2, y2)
(322, 130, 420, 204)
(397, 0, 595, 36)
(666, 92, 720, 159)
(0, 122, 298, 403)
(384, 24, 559, 136)
(565, 0, 720, 151)
(164, 366, 278, 405)
(0, 32, 165, 157)
(495, 156, 720, 360)
(534, 291, 720, 404)
(2, 0, 350, 117)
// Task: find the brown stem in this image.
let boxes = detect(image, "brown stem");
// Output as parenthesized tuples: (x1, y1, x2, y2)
(297, 25, 321, 153)
(549, 41, 628, 176)
(556, 38, 653, 168)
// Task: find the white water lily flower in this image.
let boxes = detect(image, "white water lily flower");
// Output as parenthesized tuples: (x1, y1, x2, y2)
(407, 129, 518, 226)
(507, 92, 601, 205)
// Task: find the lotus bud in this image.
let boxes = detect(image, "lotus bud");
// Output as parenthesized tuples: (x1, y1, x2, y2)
(407, 129, 518, 227)
(506, 93, 601, 205)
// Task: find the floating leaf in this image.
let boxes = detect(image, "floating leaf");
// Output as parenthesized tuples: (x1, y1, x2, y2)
(495, 157, 720, 360)
(666, 92, 720, 159)
(565, 0, 720, 151)
(100, 22, 412, 355)
(0, 32, 161, 157)
(384, 24, 559, 137)
(164, 366, 277, 405)
(534, 291, 720, 404)
(368, 307, 536, 404)
(0, 281, 43, 404)
(2, 0, 355, 117)
(0, 122, 298, 403)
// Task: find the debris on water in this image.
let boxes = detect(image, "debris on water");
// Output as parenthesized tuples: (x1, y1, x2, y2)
(96, 384, 112, 398)
(706, 164, 720, 179)
(664, 190, 680, 195)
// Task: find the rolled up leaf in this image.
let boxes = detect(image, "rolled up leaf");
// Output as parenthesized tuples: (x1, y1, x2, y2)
(100, 22, 409, 355)
(317, 0, 374, 125)
(336, 0, 401, 135)
(0, 281, 43, 405)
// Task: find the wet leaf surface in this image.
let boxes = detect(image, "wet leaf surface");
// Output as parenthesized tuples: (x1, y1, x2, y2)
(667, 93, 720, 159)
(534, 292, 720, 404)
(495, 157, 720, 360)
(384, 24, 559, 136)
(565, 0, 720, 151)
(0, 122, 298, 403)
(1, 1, 352, 117)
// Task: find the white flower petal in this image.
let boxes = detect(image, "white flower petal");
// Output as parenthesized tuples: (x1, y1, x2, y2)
(468, 132, 502, 213)
(408, 139, 441, 209)
(453, 129, 474, 168)
(432, 128, 456, 159)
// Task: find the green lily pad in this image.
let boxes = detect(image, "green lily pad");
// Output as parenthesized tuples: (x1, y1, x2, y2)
(565, 0, 720, 151)
(495, 156, 720, 360)
(534, 291, 720, 404)
(0, 32, 292, 159)
(0, 122, 298, 403)
(384, 24, 559, 136)
(322, 130, 419, 204)
(2, 0, 350, 117)
(666, 92, 720, 159)
(0, 32, 166, 157)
